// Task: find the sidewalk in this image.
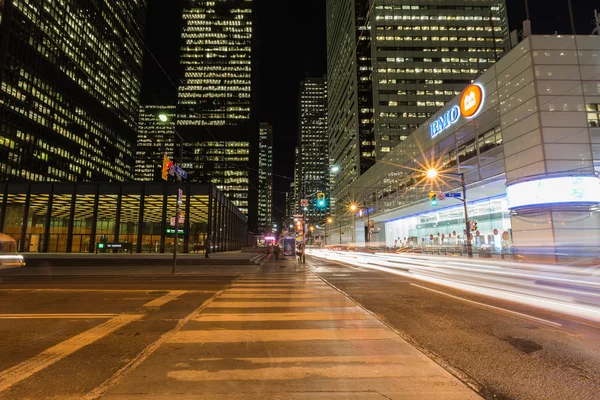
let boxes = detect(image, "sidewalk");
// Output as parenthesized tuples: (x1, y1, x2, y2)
(98, 257, 480, 399)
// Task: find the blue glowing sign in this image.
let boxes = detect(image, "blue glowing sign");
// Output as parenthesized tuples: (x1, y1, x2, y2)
(506, 176, 600, 210)
(429, 106, 460, 138)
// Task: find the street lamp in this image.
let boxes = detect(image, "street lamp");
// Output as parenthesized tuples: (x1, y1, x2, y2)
(325, 217, 333, 246)
(349, 203, 358, 244)
(158, 113, 186, 272)
(426, 168, 472, 258)
(331, 166, 340, 173)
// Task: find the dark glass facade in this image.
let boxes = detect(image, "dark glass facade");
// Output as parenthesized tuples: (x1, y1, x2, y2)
(0, 0, 147, 182)
(0, 182, 248, 253)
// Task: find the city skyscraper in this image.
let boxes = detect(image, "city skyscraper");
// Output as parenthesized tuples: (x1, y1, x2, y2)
(327, 0, 509, 211)
(136, 105, 176, 181)
(257, 123, 273, 234)
(176, 0, 258, 230)
(0, 0, 147, 182)
(326, 0, 376, 212)
(298, 77, 329, 227)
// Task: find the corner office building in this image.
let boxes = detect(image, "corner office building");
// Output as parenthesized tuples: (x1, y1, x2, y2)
(0, 0, 147, 181)
(327, 0, 509, 213)
(257, 123, 273, 234)
(340, 35, 600, 258)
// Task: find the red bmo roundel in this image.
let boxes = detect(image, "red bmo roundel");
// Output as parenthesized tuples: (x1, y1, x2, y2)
(460, 84, 483, 118)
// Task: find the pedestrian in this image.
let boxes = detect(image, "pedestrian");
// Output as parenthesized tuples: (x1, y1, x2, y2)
(204, 236, 211, 258)
(274, 245, 280, 260)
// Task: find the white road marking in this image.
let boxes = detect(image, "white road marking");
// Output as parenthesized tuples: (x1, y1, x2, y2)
(411, 283, 562, 328)
(0, 314, 143, 393)
(0, 314, 118, 319)
(143, 290, 187, 307)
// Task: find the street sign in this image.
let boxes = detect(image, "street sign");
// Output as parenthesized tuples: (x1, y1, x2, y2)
(438, 192, 446, 201)
(174, 166, 187, 179)
(168, 165, 175, 176)
(293, 214, 304, 219)
(300, 199, 309, 207)
(445, 192, 462, 198)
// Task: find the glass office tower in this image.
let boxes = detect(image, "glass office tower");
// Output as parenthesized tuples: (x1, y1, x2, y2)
(178, 0, 253, 126)
(257, 123, 273, 234)
(0, 0, 147, 182)
(177, 0, 258, 231)
(298, 77, 329, 227)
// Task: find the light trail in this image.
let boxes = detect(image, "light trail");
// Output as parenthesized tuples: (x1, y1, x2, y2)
(308, 249, 600, 325)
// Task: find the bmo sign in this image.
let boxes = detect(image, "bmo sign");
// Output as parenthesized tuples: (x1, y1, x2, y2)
(430, 84, 484, 138)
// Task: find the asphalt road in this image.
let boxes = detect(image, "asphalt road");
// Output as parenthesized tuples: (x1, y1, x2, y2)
(308, 256, 600, 400)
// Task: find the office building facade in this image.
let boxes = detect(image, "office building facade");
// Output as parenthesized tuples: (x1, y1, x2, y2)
(257, 123, 273, 234)
(0, 0, 147, 182)
(338, 35, 600, 258)
(136, 105, 176, 181)
(298, 77, 329, 226)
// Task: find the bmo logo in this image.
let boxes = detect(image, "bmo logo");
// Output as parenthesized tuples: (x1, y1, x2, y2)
(430, 84, 485, 138)
(460, 84, 484, 118)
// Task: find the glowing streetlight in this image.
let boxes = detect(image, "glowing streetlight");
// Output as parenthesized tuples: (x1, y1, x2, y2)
(427, 168, 438, 179)
(331, 166, 340, 173)
(349, 204, 357, 212)
(327, 217, 333, 224)
(158, 114, 169, 122)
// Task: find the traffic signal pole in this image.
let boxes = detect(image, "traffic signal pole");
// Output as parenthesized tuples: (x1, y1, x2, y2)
(173, 135, 184, 274)
(460, 173, 473, 258)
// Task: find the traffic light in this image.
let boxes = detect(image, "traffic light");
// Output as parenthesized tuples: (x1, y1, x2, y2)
(317, 192, 326, 208)
(429, 192, 438, 206)
(295, 220, 303, 232)
(161, 155, 173, 181)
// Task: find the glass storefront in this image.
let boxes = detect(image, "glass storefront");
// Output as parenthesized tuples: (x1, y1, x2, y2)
(385, 196, 513, 252)
(0, 183, 246, 254)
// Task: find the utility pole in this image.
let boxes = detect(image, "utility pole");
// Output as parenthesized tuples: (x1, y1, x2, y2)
(567, 0, 576, 34)
(173, 139, 183, 274)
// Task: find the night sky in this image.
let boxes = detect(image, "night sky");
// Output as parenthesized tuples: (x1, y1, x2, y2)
(141, 0, 598, 221)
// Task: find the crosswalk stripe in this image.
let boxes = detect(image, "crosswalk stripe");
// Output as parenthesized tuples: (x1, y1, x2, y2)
(169, 328, 398, 343)
(207, 301, 356, 308)
(166, 361, 432, 381)
(0, 314, 143, 393)
(219, 294, 345, 299)
(195, 312, 369, 321)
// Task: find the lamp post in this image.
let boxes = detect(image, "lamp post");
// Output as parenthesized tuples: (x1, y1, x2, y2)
(349, 203, 358, 245)
(159, 113, 185, 273)
(326, 217, 332, 246)
(427, 168, 472, 258)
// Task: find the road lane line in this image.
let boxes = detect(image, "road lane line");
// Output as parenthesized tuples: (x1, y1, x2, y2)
(207, 301, 357, 308)
(84, 278, 243, 400)
(0, 314, 119, 319)
(0, 314, 143, 393)
(194, 312, 370, 322)
(168, 328, 398, 343)
(411, 283, 562, 328)
(143, 290, 187, 307)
